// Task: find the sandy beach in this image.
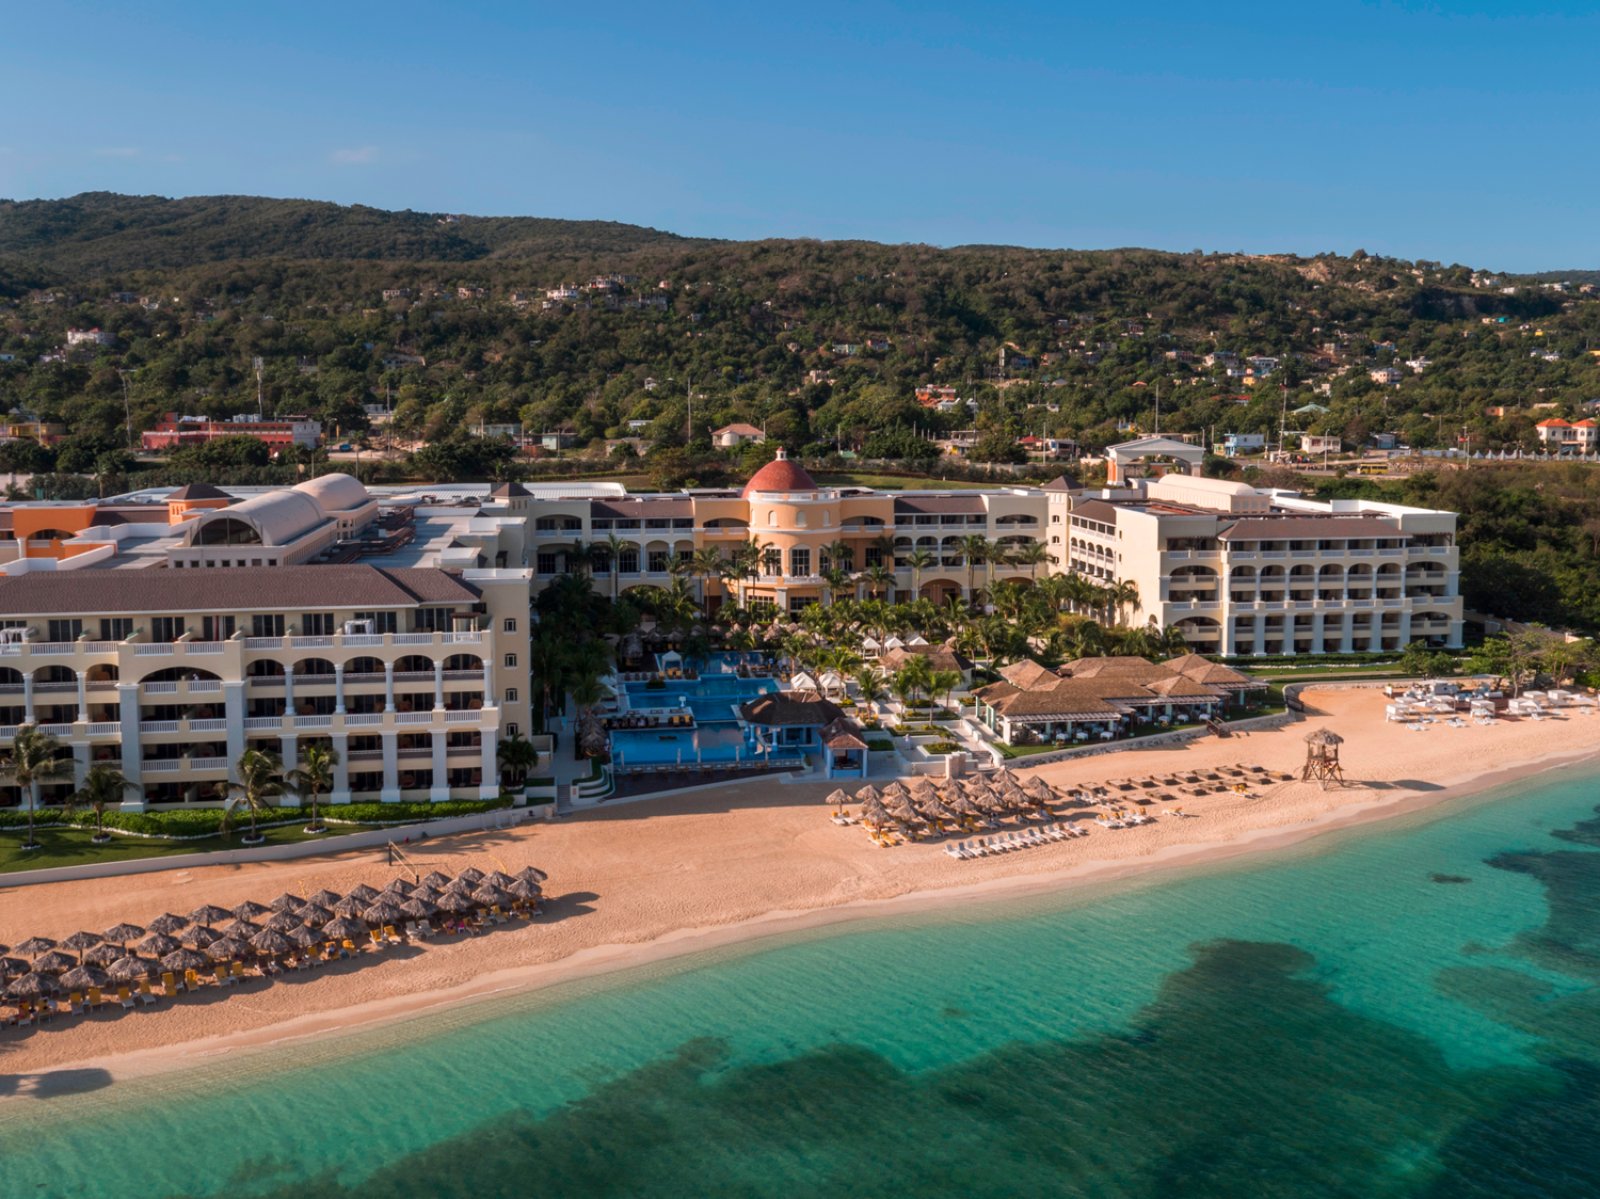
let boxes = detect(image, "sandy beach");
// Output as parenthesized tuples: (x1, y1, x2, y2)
(3, 685, 1596, 1090)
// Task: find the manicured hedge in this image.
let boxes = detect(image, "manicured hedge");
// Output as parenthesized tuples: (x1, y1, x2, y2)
(0, 797, 512, 838)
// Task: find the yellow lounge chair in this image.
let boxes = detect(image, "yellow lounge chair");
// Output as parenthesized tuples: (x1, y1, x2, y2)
(382, 924, 400, 943)
(116, 985, 134, 1010)
(184, 968, 202, 990)
(66, 990, 83, 1014)
(212, 964, 230, 986)
(230, 960, 248, 980)
(87, 986, 105, 1010)
(136, 979, 158, 1005)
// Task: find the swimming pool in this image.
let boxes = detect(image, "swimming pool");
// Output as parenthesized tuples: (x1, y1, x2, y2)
(620, 674, 777, 720)
(610, 724, 757, 767)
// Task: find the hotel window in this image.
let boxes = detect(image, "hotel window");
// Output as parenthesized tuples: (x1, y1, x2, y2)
(46, 619, 83, 643)
(677, 548, 694, 565)
(251, 614, 285, 638)
(796, 512, 807, 528)
(762, 547, 782, 575)
(790, 547, 810, 576)
(648, 549, 671, 573)
(302, 612, 335, 636)
(354, 611, 398, 634)
(618, 547, 639, 573)
(100, 617, 134, 641)
(150, 616, 186, 643)
(503, 618, 517, 633)
(864, 546, 883, 567)
(505, 687, 518, 703)
(507, 723, 519, 737)
(504, 653, 518, 668)
(201, 615, 236, 641)
(535, 552, 558, 575)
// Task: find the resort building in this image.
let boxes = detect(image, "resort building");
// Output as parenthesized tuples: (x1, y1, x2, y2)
(973, 655, 1264, 746)
(1051, 473, 1463, 655)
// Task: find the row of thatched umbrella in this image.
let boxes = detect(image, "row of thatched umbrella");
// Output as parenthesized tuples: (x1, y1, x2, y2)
(836, 772, 1067, 831)
(2, 864, 550, 1005)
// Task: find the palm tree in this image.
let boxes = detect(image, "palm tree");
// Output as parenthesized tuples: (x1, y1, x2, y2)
(852, 665, 887, 707)
(729, 538, 766, 608)
(689, 545, 726, 609)
(287, 742, 338, 834)
(929, 668, 962, 714)
(894, 655, 934, 709)
(821, 567, 851, 608)
(597, 533, 629, 601)
(218, 748, 284, 845)
(2, 724, 72, 851)
(904, 547, 936, 602)
(958, 533, 989, 603)
(1011, 539, 1049, 581)
(984, 538, 1014, 595)
(863, 563, 894, 602)
(497, 730, 540, 787)
(821, 539, 854, 576)
(1108, 580, 1140, 627)
(71, 763, 131, 845)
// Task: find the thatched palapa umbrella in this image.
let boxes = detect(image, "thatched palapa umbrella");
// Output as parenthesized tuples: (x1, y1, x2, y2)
(296, 903, 334, 925)
(917, 792, 957, 824)
(471, 885, 511, 909)
(885, 794, 924, 827)
(434, 892, 475, 915)
(84, 942, 124, 967)
(146, 913, 190, 935)
(0, 956, 29, 979)
(857, 792, 892, 827)
(61, 930, 104, 957)
(382, 878, 415, 896)
(457, 867, 486, 885)
(206, 939, 246, 961)
(484, 870, 515, 888)
(321, 916, 366, 942)
(223, 919, 262, 939)
(347, 883, 381, 904)
(421, 871, 453, 888)
(33, 950, 78, 974)
(249, 929, 292, 956)
(399, 897, 437, 920)
(137, 933, 181, 957)
(5, 973, 57, 1000)
(506, 878, 542, 902)
(108, 956, 153, 982)
(880, 780, 908, 801)
(14, 936, 57, 958)
(231, 900, 270, 920)
(824, 787, 850, 813)
(183, 925, 222, 949)
(59, 964, 110, 992)
(188, 905, 231, 927)
(285, 925, 323, 949)
(268, 892, 306, 913)
(263, 910, 302, 932)
(515, 866, 549, 883)
(306, 889, 343, 909)
(332, 896, 367, 917)
(361, 900, 404, 927)
(160, 948, 210, 974)
(103, 922, 146, 947)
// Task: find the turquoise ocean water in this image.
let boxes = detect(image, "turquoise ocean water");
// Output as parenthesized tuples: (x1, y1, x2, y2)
(4, 761, 1600, 1198)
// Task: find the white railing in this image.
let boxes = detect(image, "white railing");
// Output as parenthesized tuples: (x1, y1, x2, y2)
(190, 679, 222, 693)
(86, 722, 120, 735)
(32, 644, 77, 656)
(244, 716, 283, 731)
(143, 681, 179, 693)
(395, 711, 433, 724)
(243, 637, 281, 650)
(36, 723, 74, 735)
(136, 644, 176, 656)
(394, 633, 434, 645)
(344, 713, 383, 725)
(142, 759, 181, 774)
(292, 715, 333, 729)
(444, 710, 483, 724)
(189, 718, 228, 732)
(187, 642, 224, 655)
(139, 721, 180, 734)
(343, 635, 383, 648)
(188, 756, 229, 770)
(443, 631, 484, 643)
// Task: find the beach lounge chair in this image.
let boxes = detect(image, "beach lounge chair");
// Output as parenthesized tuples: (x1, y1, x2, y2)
(65, 991, 82, 1015)
(117, 985, 135, 1010)
(137, 979, 158, 1005)
(213, 964, 232, 986)
(382, 924, 402, 943)
(185, 969, 203, 989)
(88, 986, 105, 1010)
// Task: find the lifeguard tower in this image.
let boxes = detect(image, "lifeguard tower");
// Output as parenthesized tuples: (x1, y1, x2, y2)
(1301, 727, 1346, 788)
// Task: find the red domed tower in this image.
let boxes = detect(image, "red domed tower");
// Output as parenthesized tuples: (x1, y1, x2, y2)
(741, 448, 817, 497)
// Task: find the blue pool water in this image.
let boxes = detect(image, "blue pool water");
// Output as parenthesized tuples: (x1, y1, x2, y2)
(5, 762, 1600, 1196)
(614, 673, 779, 765)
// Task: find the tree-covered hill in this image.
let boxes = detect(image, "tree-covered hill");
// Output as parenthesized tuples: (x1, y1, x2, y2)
(1, 193, 1597, 472)
(0, 192, 697, 274)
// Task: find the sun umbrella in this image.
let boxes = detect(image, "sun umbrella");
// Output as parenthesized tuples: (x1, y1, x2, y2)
(347, 883, 380, 904)
(942, 790, 982, 819)
(183, 925, 223, 949)
(295, 903, 334, 925)
(471, 885, 510, 908)
(146, 913, 190, 935)
(223, 919, 262, 939)
(421, 871, 452, 888)
(506, 879, 542, 901)
(33, 950, 78, 974)
(457, 867, 486, 885)
(103, 922, 146, 946)
(83, 942, 124, 967)
(231, 900, 270, 920)
(321, 916, 366, 941)
(917, 793, 957, 823)
(59, 964, 110, 991)
(160, 948, 210, 974)
(263, 910, 302, 932)
(383, 877, 416, 895)
(188, 904, 231, 927)
(284, 925, 323, 948)
(0, 956, 30, 979)
(5, 973, 57, 999)
(412, 885, 442, 902)
(908, 777, 938, 797)
(434, 892, 475, 914)
(332, 896, 367, 917)
(514, 866, 549, 883)
(855, 783, 882, 803)
(886, 795, 924, 826)
(398, 897, 437, 919)
(484, 870, 514, 888)
(442, 878, 475, 896)
(880, 780, 908, 801)
(857, 793, 892, 826)
(268, 892, 306, 913)
(249, 929, 292, 956)
(0, 942, 8, 956)
(206, 938, 246, 961)
(824, 788, 850, 811)
(107, 956, 153, 982)
(361, 900, 404, 926)
(137, 933, 181, 956)
(15, 936, 57, 958)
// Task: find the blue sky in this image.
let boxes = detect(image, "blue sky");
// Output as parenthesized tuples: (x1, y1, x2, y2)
(2, 1, 1595, 270)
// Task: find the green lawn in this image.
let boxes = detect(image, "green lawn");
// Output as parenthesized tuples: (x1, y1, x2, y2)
(810, 472, 1005, 491)
(0, 822, 382, 875)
